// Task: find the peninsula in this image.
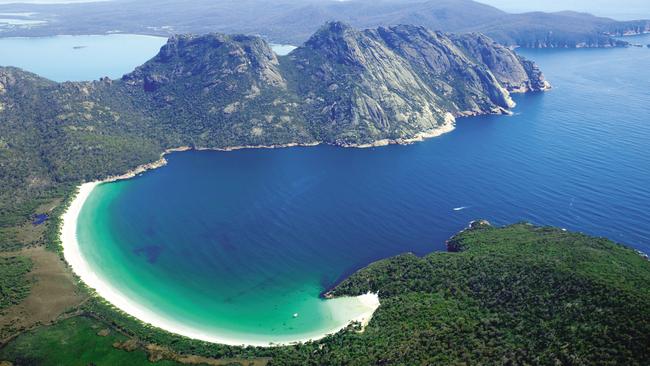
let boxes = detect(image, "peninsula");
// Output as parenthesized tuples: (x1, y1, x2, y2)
(0, 22, 548, 225)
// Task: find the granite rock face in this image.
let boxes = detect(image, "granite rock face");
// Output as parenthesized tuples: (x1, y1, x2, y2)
(282, 23, 547, 143)
(450, 33, 550, 93)
(124, 33, 287, 91)
(116, 22, 548, 146)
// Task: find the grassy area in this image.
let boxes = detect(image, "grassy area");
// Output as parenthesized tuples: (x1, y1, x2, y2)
(0, 256, 32, 311)
(0, 223, 45, 253)
(0, 316, 182, 366)
(0, 315, 269, 366)
(0, 246, 86, 341)
(0, 197, 64, 253)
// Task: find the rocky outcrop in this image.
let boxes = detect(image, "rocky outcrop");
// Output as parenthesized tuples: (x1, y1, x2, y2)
(123, 33, 287, 93)
(601, 20, 650, 38)
(288, 23, 461, 145)
(283, 23, 547, 144)
(450, 33, 550, 92)
(477, 13, 649, 49)
(127, 33, 285, 86)
(446, 219, 492, 252)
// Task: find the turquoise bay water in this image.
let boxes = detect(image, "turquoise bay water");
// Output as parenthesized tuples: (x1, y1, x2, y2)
(269, 43, 297, 56)
(73, 37, 650, 342)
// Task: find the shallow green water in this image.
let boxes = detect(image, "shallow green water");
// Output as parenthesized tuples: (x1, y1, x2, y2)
(77, 180, 373, 345)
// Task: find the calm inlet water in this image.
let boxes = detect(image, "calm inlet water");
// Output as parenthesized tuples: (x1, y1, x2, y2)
(0, 34, 167, 81)
(0, 34, 296, 82)
(74, 37, 650, 343)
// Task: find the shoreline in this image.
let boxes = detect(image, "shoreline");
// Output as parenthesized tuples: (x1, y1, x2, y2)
(103, 119, 460, 183)
(344, 115, 456, 148)
(60, 183, 380, 347)
(56, 120, 468, 346)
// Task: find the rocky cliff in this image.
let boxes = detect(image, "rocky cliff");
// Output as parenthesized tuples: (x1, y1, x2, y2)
(115, 22, 549, 146)
(450, 33, 550, 92)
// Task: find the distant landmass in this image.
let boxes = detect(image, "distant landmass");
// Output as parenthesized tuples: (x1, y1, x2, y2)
(0, 0, 648, 48)
(0, 22, 547, 226)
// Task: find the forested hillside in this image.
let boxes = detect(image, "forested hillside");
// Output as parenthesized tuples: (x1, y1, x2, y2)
(3, 222, 648, 365)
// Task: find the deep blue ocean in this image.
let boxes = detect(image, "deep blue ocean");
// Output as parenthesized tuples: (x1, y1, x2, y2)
(115, 36, 650, 268)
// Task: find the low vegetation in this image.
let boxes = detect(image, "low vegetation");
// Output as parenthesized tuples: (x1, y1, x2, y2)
(0, 316, 186, 366)
(0, 256, 32, 311)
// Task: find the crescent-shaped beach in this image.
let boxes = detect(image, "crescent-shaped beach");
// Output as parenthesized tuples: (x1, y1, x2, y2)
(61, 181, 380, 347)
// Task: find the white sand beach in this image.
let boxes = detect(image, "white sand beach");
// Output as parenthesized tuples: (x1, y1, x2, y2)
(61, 181, 380, 346)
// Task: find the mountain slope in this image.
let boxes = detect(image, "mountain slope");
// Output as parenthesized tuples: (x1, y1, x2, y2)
(120, 22, 548, 146)
(120, 33, 312, 148)
(0, 23, 546, 225)
(284, 23, 522, 144)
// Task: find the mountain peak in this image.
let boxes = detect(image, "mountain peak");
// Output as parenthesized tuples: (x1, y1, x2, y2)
(123, 31, 284, 91)
(305, 21, 357, 48)
(297, 22, 364, 69)
(318, 21, 354, 35)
